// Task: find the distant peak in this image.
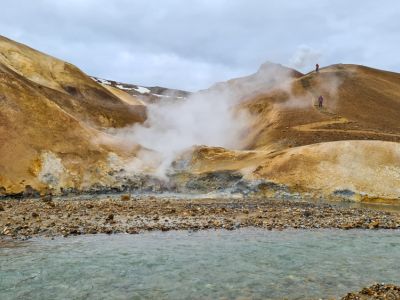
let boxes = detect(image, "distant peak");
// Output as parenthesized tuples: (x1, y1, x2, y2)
(257, 61, 303, 78)
(257, 61, 284, 71)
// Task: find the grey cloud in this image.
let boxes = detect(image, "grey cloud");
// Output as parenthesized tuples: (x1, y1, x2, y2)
(1, 0, 400, 90)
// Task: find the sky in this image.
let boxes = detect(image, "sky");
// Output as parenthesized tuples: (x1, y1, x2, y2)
(1, 0, 400, 91)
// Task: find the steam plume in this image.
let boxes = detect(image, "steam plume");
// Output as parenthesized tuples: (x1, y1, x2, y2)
(100, 61, 338, 177)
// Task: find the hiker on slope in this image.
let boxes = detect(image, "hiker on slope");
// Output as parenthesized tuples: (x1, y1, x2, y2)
(318, 95, 324, 108)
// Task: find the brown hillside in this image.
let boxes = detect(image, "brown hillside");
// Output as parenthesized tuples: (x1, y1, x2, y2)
(0, 35, 145, 128)
(243, 64, 400, 152)
(193, 64, 400, 199)
(0, 36, 145, 194)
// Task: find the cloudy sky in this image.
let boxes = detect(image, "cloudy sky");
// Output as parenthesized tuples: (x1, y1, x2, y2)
(2, 0, 399, 91)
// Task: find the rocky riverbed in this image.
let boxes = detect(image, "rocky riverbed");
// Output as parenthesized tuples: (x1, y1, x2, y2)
(341, 283, 400, 299)
(1, 196, 400, 240)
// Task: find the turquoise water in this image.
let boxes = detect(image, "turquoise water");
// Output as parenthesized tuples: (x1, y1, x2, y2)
(1, 229, 400, 299)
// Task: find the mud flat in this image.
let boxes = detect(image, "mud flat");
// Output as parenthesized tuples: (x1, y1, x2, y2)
(1, 196, 400, 240)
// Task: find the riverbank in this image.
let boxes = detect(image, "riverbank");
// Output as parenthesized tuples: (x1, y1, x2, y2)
(342, 283, 400, 299)
(1, 196, 400, 240)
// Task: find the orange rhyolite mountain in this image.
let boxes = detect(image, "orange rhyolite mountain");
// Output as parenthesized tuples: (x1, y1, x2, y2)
(1, 35, 400, 199)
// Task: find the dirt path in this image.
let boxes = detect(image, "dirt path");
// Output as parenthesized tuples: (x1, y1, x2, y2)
(293, 112, 400, 138)
(299, 75, 400, 138)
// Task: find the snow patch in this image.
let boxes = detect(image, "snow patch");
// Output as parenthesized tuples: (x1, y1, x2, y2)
(116, 84, 133, 91)
(134, 86, 150, 94)
(152, 93, 171, 98)
(91, 77, 111, 85)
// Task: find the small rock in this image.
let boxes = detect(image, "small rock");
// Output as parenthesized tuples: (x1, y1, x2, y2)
(126, 227, 139, 234)
(342, 223, 353, 230)
(213, 220, 221, 227)
(121, 194, 130, 201)
(88, 228, 97, 234)
(32, 212, 39, 218)
(0, 204, 4, 211)
(23, 185, 39, 198)
(41, 194, 53, 202)
(69, 229, 79, 235)
(46, 200, 56, 208)
(369, 220, 380, 229)
(2, 227, 11, 235)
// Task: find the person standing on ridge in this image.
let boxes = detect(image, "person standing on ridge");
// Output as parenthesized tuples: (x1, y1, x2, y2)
(316, 63, 320, 72)
(318, 95, 324, 108)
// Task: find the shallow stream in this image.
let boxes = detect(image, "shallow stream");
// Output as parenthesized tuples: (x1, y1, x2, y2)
(1, 229, 400, 299)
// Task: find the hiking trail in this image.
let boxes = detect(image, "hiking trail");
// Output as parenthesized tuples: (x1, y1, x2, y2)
(293, 115, 400, 138)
